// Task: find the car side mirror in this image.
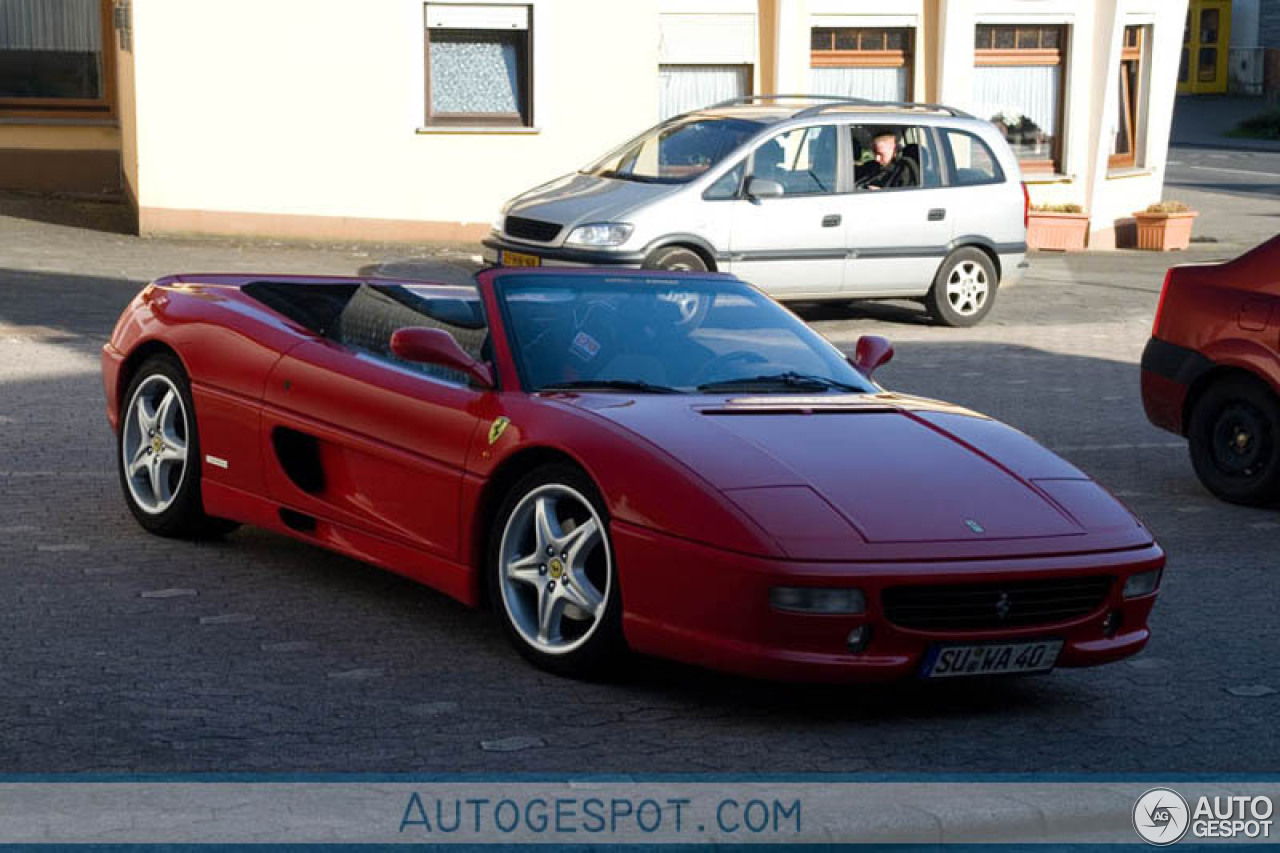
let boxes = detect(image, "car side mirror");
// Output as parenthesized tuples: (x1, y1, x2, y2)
(390, 327, 494, 389)
(745, 177, 784, 200)
(851, 334, 894, 378)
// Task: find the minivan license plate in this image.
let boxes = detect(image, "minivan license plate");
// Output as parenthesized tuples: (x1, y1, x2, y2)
(921, 640, 1063, 678)
(501, 250, 541, 267)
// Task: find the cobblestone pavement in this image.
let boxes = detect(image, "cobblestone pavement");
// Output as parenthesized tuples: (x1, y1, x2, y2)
(0, 195, 1276, 774)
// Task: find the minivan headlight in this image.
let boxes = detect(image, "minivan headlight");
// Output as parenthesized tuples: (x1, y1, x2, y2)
(564, 223, 633, 248)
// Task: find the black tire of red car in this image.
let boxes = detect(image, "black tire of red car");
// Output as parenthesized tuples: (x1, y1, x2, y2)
(487, 463, 626, 678)
(642, 246, 711, 327)
(926, 247, 999, 327)
(117, 354, 240, 539)
(1188, 374, 1280, 506)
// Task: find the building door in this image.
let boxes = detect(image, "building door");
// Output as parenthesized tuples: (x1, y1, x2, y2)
(1179, 0, 1232, 94)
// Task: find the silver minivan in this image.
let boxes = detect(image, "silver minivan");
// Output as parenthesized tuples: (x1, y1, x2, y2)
(483, 96, 1029, 327)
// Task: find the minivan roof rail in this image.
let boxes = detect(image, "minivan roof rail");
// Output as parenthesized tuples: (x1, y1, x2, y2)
(700, 94, 973, 120)
(794, 100, 974, 119)
(705, 94, 874, 109)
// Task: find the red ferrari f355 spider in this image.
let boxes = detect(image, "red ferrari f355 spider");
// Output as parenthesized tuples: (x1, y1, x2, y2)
(103, 268, 1163, 681)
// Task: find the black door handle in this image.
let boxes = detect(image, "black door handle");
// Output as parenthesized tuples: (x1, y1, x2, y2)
(822, 214, 842, 227)
(928, 208, 946, 221)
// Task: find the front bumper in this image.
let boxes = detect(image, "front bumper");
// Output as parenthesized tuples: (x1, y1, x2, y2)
(1140, 337, 1213, 435)
(614, 521, 1163, 683)
(481, 235, 645, 268)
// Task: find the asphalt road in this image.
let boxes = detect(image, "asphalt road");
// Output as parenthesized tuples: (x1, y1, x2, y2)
(0, 196, 1276, 774)
(1166, 145, 1280, 198)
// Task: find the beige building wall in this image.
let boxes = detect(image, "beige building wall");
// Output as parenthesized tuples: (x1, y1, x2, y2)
(132, 0, 660, 241)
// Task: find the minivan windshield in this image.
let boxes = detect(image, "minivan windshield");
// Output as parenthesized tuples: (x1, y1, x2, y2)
(495, 273, 876, 395)
(584, 117, 762, 184)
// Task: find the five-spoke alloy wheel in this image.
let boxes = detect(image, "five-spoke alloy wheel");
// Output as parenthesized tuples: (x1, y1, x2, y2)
(928, 247, 998, 327)
(489, 464, 623, 676)
(117, 354, 238, 538)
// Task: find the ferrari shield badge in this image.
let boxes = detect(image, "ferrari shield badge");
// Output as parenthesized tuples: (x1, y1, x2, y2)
(488, 416, 512, 445)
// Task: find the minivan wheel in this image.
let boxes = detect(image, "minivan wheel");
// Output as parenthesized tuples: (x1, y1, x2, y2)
(1188, 375, 1280, 506)
(643, 246, 710, 327)
(487, 463, 625, 678)
(927, 248, 998, 327)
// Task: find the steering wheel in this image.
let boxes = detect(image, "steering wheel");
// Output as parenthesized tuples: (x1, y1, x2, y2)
(692, 350, 769, 386)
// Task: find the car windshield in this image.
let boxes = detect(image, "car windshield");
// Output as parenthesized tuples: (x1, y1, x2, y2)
(495, 273, 876, 395)
(584, 117, 762, 184)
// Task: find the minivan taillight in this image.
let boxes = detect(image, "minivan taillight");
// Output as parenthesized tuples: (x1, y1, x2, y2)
(1152, 268, 1173, 336)
(1021, 182, 1030, 228)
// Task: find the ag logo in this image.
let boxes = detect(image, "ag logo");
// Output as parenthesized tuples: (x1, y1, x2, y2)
(1134, 787, 1190, 845)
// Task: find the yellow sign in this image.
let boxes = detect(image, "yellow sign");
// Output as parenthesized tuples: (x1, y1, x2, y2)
(488, 416, 511, 445)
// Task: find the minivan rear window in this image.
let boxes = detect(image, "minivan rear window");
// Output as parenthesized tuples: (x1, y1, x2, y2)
(941, 129, 1005, 186)
(585, 117, 762, 185)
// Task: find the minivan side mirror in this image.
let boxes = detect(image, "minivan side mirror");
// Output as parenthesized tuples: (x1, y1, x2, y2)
(745, 177, 784, 200)
(390, 327, 494, 388)
(850, 335, 894, 378)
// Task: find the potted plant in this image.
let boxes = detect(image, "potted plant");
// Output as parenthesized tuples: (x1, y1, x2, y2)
(1027, 203, 1089, 251)
(1134, 200, 1198, 251)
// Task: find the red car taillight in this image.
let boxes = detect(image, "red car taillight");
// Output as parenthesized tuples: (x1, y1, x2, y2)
(1021, 182, 1030, 228)
(1152, 268, 1173, 336)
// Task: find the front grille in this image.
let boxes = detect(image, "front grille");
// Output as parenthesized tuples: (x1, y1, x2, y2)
(504, 216, 562, 242)
(882, 576, 1112, 631)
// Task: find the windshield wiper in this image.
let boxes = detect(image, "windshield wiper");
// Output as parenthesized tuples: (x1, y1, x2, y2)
(540, 379, 681, 394)
(697, 372, 864, 394)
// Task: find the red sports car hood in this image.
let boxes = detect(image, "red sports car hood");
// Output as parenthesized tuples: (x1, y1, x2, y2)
(560, 392, 1151, 560)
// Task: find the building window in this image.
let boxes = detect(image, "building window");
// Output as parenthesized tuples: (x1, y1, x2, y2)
(0, 0, 113, 116)
(658, 65, 751, 120)
(424, 4, 532, 127)
(810, 27, 913, 102)
(1110, 25, 1148, 170)
(973, 24, 1067, 174)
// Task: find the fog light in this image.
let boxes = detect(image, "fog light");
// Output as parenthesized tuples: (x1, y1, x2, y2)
(770, 587, 866, 614)
(846, 625, 871, 653)
(1102, 609, 1121, 638)
(1123, 569, 1162, 599)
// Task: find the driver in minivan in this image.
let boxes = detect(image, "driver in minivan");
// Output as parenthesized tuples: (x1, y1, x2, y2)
(857, 130, 920, 190)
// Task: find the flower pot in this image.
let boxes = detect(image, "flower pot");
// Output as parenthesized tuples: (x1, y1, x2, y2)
(1133, 210, 1198, 251)
(1027, 211, 1090, 251)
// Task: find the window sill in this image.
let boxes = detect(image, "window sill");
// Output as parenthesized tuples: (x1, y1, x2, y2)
(0, 115, 118, 127)
(416, 126, 540, 135)
(1106, 166, 1155, 180)
(1022, 172, 1074, 184)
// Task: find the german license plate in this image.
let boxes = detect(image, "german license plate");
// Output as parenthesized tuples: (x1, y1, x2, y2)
(501, 250, 541, 267)
(921, 639, 1063, 678)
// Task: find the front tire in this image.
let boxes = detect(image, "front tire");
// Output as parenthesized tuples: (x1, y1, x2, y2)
(927, 248, 998, 327)
(1188, 375, 1280, 506)
(487, 463, 624, 677)
(117, 354, 239, 538)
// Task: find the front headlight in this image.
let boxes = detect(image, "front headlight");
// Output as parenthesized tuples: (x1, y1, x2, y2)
(770, 587, 866, 615)
(564, 222, 633, 248)
(1123, 568, 1162, 598)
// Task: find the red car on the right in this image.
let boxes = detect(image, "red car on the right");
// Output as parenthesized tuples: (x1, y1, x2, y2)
(1142, 234, 1280, 505)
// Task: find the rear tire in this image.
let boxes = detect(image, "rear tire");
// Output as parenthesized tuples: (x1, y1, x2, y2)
(927, 248, 998, 327)
(642, 246, 711, 327)
(1188, 375, 1280, 506)
(117, 354, 240, 539)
